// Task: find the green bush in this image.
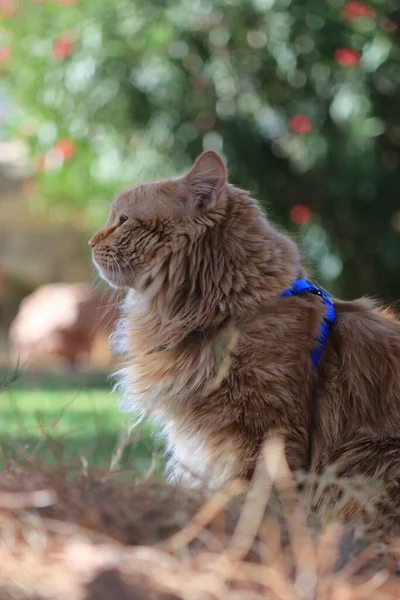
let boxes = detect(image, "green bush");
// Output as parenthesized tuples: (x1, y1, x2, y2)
(1, 0, 399, 300)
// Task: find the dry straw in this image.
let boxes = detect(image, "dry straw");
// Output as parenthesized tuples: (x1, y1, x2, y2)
(1, 435, 400, 599)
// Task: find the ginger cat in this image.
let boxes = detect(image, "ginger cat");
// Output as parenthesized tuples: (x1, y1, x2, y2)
(90, 151, 400, 514)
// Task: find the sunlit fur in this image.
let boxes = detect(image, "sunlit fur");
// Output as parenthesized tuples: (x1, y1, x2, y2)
(90, 151, 400, 519)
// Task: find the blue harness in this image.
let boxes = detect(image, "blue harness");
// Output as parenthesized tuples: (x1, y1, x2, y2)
(281, 279, 335, 369)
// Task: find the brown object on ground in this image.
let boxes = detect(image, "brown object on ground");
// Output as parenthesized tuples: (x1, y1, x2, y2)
(8, 283, 120, 371)
(1, 438, 400, 599)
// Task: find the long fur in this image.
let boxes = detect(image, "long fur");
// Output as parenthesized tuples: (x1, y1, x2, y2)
(90, 151, 400, 525)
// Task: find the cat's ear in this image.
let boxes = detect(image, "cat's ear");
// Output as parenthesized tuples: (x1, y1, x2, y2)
(185, 150, 227, 210)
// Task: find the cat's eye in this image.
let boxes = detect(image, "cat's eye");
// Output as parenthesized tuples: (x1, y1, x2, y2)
(119, 214, 128, 225)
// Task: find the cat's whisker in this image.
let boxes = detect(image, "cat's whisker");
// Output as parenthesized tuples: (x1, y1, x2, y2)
(116, 253, 136, 284)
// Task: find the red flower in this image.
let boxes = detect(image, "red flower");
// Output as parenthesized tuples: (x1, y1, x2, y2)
(290, 205, 312, 226)
(334, 48, 361, 67)
(342, 1, 377, 21)
(0, 46, 11, 63)
(289, 115, 313, 134)
(0, 0, 16, 17)
(52, 38, 73, 61)
(58, 0, 78, 4)
(54, 138, 76, 160)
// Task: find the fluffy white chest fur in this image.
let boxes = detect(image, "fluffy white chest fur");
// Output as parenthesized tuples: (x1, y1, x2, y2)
(111, 292, 241, 488)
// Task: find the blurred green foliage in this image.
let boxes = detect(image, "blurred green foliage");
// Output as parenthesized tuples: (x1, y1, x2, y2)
(0, 0, 399, 300)
(0, 381, 159, 471)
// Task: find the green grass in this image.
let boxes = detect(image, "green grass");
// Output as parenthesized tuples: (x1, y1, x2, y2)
(0, 374, 162, 475)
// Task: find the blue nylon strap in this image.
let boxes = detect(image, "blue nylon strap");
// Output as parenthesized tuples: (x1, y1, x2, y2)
(281, 279, 335, 369)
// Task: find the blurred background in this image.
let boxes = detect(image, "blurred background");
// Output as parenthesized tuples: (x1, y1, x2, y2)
(0, 0, 399, 467)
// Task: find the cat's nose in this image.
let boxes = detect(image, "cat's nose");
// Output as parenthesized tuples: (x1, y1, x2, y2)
(88, 235, 98, 248)
(89, 226, 115, 249)
(89, 229, 107, 248)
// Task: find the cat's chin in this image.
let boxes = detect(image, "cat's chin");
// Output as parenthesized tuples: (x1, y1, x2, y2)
(102, 275, 122, 290)
(93, 260, 126, 290)
(99, 272, 122, 290)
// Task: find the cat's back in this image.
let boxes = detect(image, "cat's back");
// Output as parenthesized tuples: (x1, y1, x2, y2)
(332, 297, 400, 369)
(316, 297, 400, 448)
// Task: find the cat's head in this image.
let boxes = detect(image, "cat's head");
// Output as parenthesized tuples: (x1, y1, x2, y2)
(89, 151, 227, 290)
